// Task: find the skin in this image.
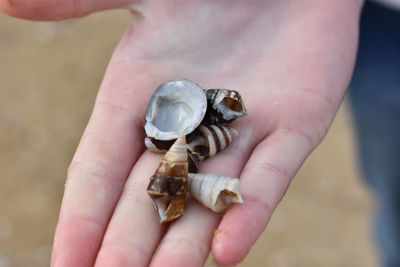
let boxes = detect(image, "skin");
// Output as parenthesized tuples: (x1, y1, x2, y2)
(1, 0, 364, 266)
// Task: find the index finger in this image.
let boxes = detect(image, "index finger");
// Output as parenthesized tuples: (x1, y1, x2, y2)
(50, 35, 168, 266)
(0, 0, 133, 20)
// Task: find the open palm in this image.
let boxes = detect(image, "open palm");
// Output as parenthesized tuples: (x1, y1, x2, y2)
(1, 0, 362, 266)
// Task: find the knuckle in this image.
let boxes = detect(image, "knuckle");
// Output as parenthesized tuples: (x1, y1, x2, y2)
(167, 236, 208, 256)
(243, 160, 290, 181)
(277, 127, 317, 148)
(98, 241, 150, 266)
(120, 189, 154, 209)
(66, 160, 123, 190)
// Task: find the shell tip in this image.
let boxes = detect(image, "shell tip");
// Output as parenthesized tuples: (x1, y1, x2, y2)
(171, 135, 187, 148)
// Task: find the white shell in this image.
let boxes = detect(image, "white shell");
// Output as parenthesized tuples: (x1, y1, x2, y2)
(145, 80, 208, 141)
(187, 173, 243, 212)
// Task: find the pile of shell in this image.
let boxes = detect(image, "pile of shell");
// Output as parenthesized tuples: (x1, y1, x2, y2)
(145, 79, 247, 223)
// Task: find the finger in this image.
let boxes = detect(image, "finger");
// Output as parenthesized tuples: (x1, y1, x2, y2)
(0, 0, 134, 21)
(212, 129, 313, 265)
(151, 200, 220, 267)
(51, 99, 144, 267)
(50, 31, 168, 266)
(94, 151, 165, 267)
(149, 122, 259, 267)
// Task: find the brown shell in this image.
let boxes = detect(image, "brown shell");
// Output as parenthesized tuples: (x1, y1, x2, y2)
(187, 125, 238, 161)
(147, 136, 188, 223)
(204, 89, 247, 125)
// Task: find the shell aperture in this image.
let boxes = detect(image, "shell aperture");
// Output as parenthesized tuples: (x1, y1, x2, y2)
(187, 173, 243, 212)
(204, 89, 247, 124)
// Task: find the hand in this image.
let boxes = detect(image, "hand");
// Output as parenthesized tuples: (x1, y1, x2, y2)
(1, 0, 362, 266)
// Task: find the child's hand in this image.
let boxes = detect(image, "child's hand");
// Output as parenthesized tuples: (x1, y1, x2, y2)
(1, 1, 363, 266)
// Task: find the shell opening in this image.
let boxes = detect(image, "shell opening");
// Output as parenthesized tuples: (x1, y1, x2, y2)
(152, 96, 194, 133)
(215, 102, 247, 121)
(218, 189, 243, 205)
(154, 197, 169, 221)
(222, 97, 244, 112)
(154, 196, 185, 223)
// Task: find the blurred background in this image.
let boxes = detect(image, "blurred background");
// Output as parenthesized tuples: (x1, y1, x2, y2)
(0, 10, 377, 267)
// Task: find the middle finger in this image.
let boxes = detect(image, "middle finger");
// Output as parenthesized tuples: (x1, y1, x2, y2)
(94, 151, 165, 267)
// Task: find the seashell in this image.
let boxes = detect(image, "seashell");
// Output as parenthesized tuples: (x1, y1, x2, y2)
(187, 151, 200, 173)
(144, 137, 173, 154)
(145, 79, 208, 141)
(187, 173, 243, 212)
(204, 89, 247, 124)
(187, 125, 238, 160)
(147, 136, 188, 223)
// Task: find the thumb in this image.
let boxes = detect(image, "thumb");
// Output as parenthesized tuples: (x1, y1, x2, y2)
(0, 0, 136, 21)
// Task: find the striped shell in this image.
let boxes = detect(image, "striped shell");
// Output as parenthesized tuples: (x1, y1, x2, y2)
(187, 125, 238, 161)
(147, 136, 188, 223)
(187, 173, 243, 212)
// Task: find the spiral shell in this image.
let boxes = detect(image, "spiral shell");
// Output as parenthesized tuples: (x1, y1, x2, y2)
(187, 125, 238, 160)
(204, 89, 247, 124)
(147, 136, 188, 223)
(187, 173, 243, 212)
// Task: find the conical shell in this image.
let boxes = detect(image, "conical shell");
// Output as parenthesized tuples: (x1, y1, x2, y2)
(187, 125, 238, 160)
(187, 173, 243, 212)
(147, 136, 188, 223)
(204, 89, 247, 125)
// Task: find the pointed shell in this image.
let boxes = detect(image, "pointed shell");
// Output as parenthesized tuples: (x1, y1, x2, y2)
(187, 173, 243, 212)
(187, 125, 238, 160)
(145, 80, 208, 141)
(204, 89, 247, 124)
(147, 136, 188, 223)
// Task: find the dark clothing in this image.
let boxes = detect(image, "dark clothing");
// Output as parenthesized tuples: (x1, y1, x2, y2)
(350, 1, 400, 266)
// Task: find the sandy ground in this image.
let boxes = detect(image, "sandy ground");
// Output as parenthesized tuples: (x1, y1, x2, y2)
(0, 11, 377, 267)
